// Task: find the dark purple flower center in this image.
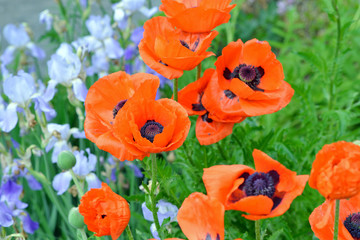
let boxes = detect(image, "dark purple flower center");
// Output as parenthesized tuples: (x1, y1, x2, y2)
(205, 233, 220, 240)
(113, 99, 127, 119)
(180, 38, 200, 52)
(344, 212, 360, 239)
(224, 89, 236, 99)
(192, 93, 206, 111)
(201, 112, 213, 123)
(244, 172, 277, 198)
(140, 120, 164, 143)
(223, 64, 265, 92)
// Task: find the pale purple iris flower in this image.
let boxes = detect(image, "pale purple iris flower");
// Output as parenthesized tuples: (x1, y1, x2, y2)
(142, 200, 178, 239)
(46, 123, 85, 163)
(86, 49, 109, 77)
(39, 9, 53, 31)
(52, 149, 101, 195)
(47, 43, 88, 102)
(85, 15, 123, 59)
(1, 24, 45, 74)
(112, 0, 157, 29)
(1, 71, 57, 132)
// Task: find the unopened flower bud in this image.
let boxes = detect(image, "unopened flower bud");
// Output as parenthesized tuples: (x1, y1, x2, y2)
(68, 207, 85, 229)
(167, 151, 176, 163)
(57, 151, 76, 170)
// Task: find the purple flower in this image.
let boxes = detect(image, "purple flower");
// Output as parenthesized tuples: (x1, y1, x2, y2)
(52, 149, 101, 195)
(124, 45, 137, 61)
(0, 180, 23, 203)
(3, 24, 30, 47)
(72, 36, 102, 53)
(46, 124, 85, 163)
(142, 200, 178, 239)
(48, 43, 81, 84)
(0, 202, 13, 227)
(39, 9, 53, 30)
(86, 49, 109, 76)
(72, 79, 88, 102)
(2, 24, 45, 62)
(3, 70, 36, 106)
(0, 102, 18, 133)
(130, 27, 144, 46)
(20, 213, 39, 234)
(32, 80, 57, 120)
(80, 0, 87, 8)
(86, 15, 113, 40)
(104, 38, 124, 59)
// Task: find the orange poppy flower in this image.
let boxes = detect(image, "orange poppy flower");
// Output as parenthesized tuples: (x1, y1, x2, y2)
(78, 183, 130, 240)
(84, 71, 159, 161)
(139, 16, 217, 79)
(202, 39, 293, 120)
(178, 68, 238, 145)
(112, 94, 190, 157)
(202, 149, 308, 220)
(177, 192, 225, 240)
(159, 0, 236, 33)
(309, 193, 360, 240)
(309, 141, 360, 200)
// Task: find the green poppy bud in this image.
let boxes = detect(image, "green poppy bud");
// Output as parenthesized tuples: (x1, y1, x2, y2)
(68, 207, 85, 229)
(57, 151, 76, 170)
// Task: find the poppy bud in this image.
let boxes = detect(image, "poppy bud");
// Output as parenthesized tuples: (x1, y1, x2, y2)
(167, 152, 176, 163)
(68, 207, 85, 229)
(57, 151, 76, 170)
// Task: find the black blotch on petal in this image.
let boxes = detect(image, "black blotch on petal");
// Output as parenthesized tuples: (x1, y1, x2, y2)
(271, 197, 282, 210)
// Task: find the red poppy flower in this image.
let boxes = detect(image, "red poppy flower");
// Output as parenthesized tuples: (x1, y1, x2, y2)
(78, 183, 130, 240)
(112, 94, 190, 157)
(177, 192, 225, 240)
(178, 68, 239, 145)
(84, 71, 159, 161)
(309, 193, 360, 240)
(202, 149, 308, 220)
(309, 141, 360, 200)
(159, 0, 236, 33)
(139, 16, 217, 79)
(202, 39, 293, 121)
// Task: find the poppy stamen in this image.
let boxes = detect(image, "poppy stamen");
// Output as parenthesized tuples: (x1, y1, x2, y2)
(140, 120, 164, 143)
(224, 64, 265, 91)
(113, 99, 128, 119)
(344, 212, 360, 239)
(244, 172, 276, 198)
(224, 90, 236, 99)
(180, 40, 190, 49)
(201, 112, 213, 123)
(205, 233, 221, 240)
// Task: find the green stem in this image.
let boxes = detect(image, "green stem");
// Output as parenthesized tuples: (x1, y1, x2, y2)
(255, 220, 261, 240)
(125, 225, 134, 240)
(173, 78, 178, 102)
(150, 153, 163, 239)
(69, 169, 84, 198)
(79, 228, 87, 240)
(197, 62, 202, 80)
(329, 0, 341, 110)
(333, 199, 340, 240)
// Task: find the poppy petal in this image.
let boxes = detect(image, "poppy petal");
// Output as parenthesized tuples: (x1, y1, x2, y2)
(228, 195, 274, 215)
(242, 39, 273, 67)
(252, 149, 297, 192)
(177, 192, 225, 240)
(243, 175, 308, 220)
(195, 116, 234, 145)
(203, 165, 254, 205)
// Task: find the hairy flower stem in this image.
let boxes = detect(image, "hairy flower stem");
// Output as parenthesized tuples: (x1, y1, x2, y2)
(125, 225, 134, 240)
(79, 229, 87, 240)
(329, 0, 342, 110)
(173, 78, 178, 102)
(255, 220, 261, 240)
(69, 169, 84, 198)
(197, 62, 202, 80)
(333, 199, 340, 240)
(150, 153, 163, 239)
